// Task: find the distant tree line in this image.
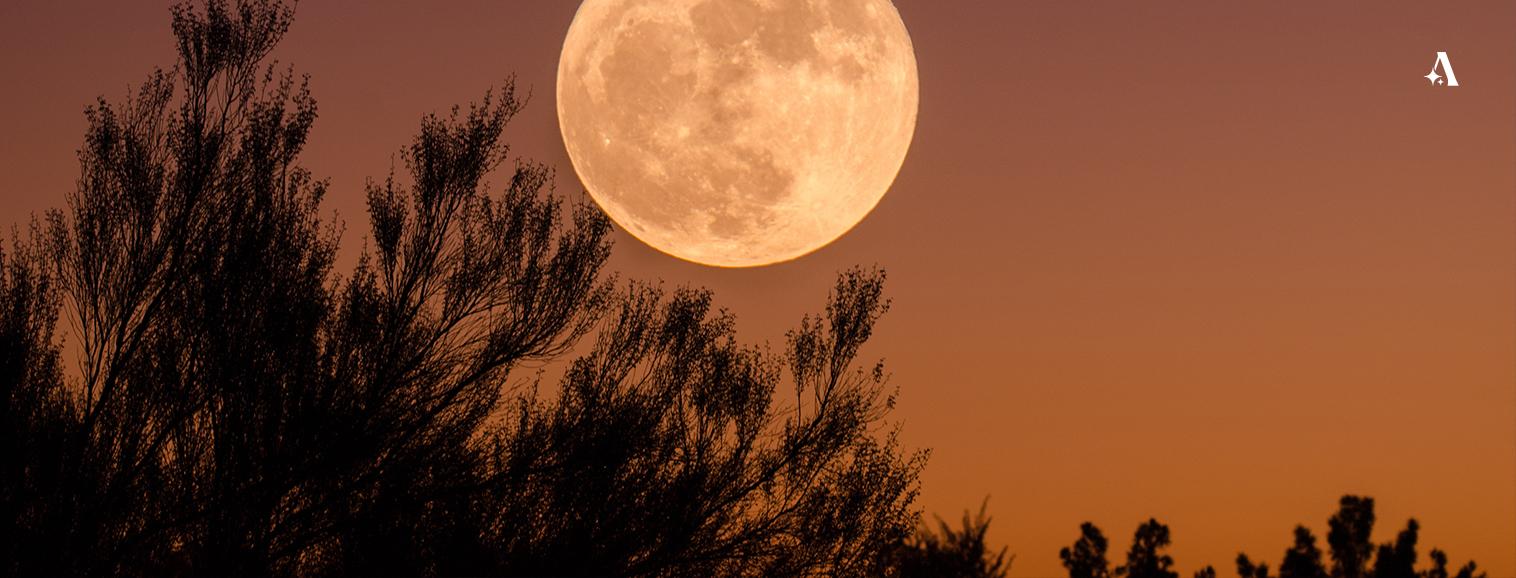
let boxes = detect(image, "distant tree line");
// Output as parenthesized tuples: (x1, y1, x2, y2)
(1056, 496, 1487, 578)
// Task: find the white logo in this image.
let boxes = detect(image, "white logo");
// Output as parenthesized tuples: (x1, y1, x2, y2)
(1425, 51, 1459, 86)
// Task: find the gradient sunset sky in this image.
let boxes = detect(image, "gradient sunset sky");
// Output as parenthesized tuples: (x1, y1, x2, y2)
(1, 2, 1512, 576)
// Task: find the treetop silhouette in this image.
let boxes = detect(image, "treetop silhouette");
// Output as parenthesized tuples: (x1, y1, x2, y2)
(1061, 496, 1486, 578)
(2, 1, 923, 575)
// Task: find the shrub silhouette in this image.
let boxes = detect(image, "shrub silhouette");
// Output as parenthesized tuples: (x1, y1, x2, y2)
(1237, 554, 1273, 578)
(1370, 519, 1418, 578)
(1061, 521, 1114, 578)
(1328, 496, 1377, 578)
(1117, 519, 1178, 578)
(1, 1, 924, 575)
(1279, 526, 1328, 578)
(894, 499, 1012, 578)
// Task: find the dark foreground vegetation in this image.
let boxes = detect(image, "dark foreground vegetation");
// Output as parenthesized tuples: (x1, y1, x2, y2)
(1, 2, 924, 575)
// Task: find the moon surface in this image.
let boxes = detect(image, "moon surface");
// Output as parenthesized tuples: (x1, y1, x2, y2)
(557, 0, 919, 267)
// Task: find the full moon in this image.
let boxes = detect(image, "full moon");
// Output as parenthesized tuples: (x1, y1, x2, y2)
(557, 0, 919, 267)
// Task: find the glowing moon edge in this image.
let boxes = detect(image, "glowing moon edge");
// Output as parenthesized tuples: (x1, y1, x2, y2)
(556, 0, 919, 267)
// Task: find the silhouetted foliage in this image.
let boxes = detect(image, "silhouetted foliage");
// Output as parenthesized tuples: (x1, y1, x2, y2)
(0, 229, 68, 577)
(894, 499, 1011, 578)
(1232, 498, 1485, 578)
(1057, 497, 1486, 578)
(1117, 519, 1178, 578)
(1280, 526, 1329, 578)
(1450, 561, 1485, 578)
(1328, 496, 1377, 578)
(456, 269, 925, 577)
(1371, 520, 1419, 578)
(1423, 550, 1451, 578)
(1420, 550, 1484, 578)
(1062, 522, 1114, 578)
(1238, 554, 1274, 578)
(1, 1, 925, 576)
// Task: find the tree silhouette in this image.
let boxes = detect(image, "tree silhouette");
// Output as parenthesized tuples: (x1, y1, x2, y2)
(1279, 526, 1329, 578)
(894, 499, 1012, 578)
(0, 229, 69, 576)
(1061, 522, 1114, 578)
(28, 1, 344, 571)
(1451, 561, 1485, 578)
(452, 269, 925, 577)
(311, 60, 613, 578)
(1231, 497, 1486, 578)
(1422, 550, 1451, 578)
(1328, 496, 1377, 578)
(2, 1, 924, 576)
(1117, 519, 1179, 578)
(1371, 519, 1419, 578)
(1420, 549, 1485, 578)
(1237, 554, 1273, 578)
(1048, 507, 1479, 578)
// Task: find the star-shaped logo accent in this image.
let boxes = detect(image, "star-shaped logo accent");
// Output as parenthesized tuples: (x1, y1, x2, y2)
(1425, 70, 1443, 85)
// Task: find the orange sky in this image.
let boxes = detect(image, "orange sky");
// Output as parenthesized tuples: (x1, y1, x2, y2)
(1, 2, 1512, 576)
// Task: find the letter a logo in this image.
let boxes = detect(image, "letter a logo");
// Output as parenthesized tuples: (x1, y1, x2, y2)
(1425, 51, 1458, 87)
